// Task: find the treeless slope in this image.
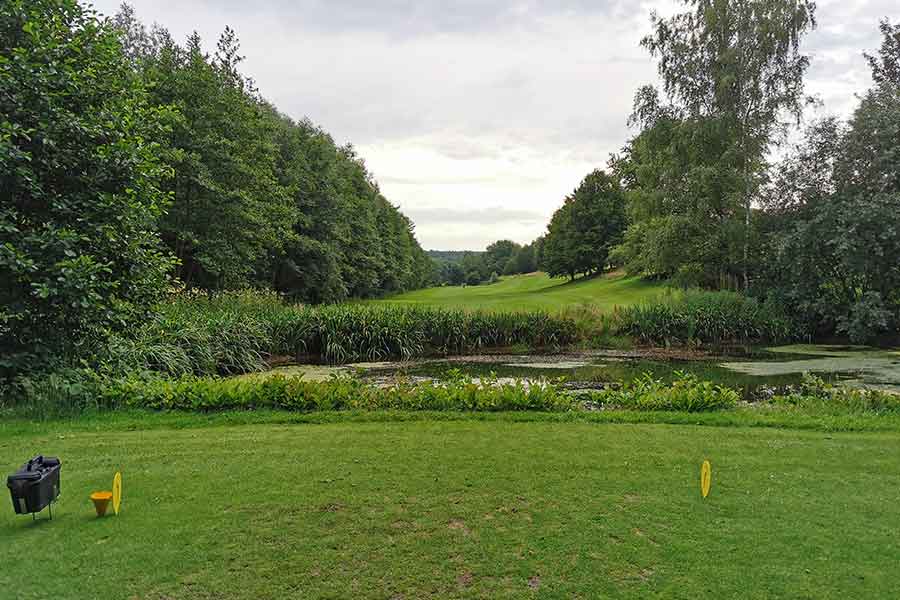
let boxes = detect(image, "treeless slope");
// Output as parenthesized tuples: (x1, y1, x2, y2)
(369, 272, 666, 312)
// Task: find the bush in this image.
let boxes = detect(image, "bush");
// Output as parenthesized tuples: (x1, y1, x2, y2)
(2, 368, 109, 418)
(91, 372, 575, 413)
(616, 290, 799, 345)
(0, 0, 175, 374)
(558, 304, 632, 349)
(587, 371, 739, 412)
(772, 374, 900, 415)
(836, 292, 892, 344)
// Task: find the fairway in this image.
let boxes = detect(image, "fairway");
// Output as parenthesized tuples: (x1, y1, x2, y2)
(3, 418, 898, 599)
(369, 272, 665, 312)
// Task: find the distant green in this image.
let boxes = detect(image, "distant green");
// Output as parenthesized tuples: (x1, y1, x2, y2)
(367, 272, 666, 312)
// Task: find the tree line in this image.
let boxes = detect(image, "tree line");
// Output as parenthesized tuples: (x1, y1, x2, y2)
(465, 3, 898, 343)
(430, 240, 543, 286)
(1, 0, 432, 368)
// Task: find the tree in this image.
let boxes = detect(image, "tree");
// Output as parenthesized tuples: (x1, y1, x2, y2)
(514, 243, 537, 274)
(136, 27, 295, 289)
(637, 0, 817, 288)
(113, 5, 434, 303)
(442, 262, 466, 286)
(764, 20, 900, 341)
(460, 252, 488, 285)
(542, 170, 628, 280)
(483, 240, 520, 276)
(611, 115, 745, 287)
(542, 200, 577, 280)
(1, 0, 175, 369)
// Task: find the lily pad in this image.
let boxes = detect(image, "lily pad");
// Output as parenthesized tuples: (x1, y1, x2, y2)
(723, 346, 900, 393)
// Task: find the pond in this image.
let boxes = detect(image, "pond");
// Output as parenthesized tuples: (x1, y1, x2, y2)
(251, 345, 900, 400)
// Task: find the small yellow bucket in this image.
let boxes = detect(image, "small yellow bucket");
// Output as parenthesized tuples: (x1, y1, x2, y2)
(90, 491, 113, 517)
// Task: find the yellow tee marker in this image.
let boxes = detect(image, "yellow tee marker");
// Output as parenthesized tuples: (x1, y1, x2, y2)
(112, 472, 122, 515)
(700, 461, 712, 498)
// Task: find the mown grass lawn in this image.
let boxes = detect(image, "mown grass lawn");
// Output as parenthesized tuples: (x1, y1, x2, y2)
(2, 415, 898, 599)
(367, 272, 665, 312)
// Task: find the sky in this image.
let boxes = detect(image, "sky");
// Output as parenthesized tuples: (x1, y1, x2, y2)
(90, 0, 896, 250)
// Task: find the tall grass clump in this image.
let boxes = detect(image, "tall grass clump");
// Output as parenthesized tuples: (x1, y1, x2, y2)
(558, 304, 632, 349)
(106, 290, 579, 377)
(616, 289, 799, 346)
(104, 290, 282, 376)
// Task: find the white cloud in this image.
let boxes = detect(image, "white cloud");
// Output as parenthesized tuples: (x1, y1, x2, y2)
(90, 0, 892, 249)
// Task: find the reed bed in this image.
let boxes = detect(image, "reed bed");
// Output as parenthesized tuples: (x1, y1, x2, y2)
(107, 290, 579, 377)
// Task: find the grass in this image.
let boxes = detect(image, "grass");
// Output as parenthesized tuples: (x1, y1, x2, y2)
(2, 415, 899, 598)
(368, 272, 665, 312)
(98, 291, 579, 375)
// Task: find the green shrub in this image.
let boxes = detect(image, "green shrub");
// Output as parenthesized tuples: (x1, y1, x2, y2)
(558, 304, 632, 349)
(588, 371, 739, 412)
(616, 290, 799, 345)
(772, 374, 900, 415)
(2, 368, 109, 418)
(0, 0, 176, 374)
(93, 373, 575, 413)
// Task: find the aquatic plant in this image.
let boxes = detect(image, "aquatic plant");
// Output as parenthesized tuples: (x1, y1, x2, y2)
(101, 290, 579, 376)
(616, 290, 799, 346)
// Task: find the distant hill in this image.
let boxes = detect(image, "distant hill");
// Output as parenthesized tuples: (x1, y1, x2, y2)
(427, 250, 484, 264)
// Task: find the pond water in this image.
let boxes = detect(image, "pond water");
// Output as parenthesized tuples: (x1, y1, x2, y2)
(254, 345, 900, 399)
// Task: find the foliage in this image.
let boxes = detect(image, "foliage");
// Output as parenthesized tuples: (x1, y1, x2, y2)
(91, 372, 574, 414)
(616, 289, 798, 345)
(542, 170, 627, 281)
(4, 367, 574, 416)
(482, 240, 519, 277)
(611, 115, 745, 287)
(763, 21, 900, 342)
(620, 0, 816, 288)
(430, 241, 542, 287)
(0, 0, 176, 373)
(113, 8, 433, 300)
(587, 371, 739, 412)
(772, 374, 900, 415)
(99, 290, 580, 376)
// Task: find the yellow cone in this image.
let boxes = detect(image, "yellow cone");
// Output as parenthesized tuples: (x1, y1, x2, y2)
(91, 491, 112, 517)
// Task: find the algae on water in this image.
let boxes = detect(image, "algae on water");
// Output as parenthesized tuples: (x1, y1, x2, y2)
(723, 345, 900, 392)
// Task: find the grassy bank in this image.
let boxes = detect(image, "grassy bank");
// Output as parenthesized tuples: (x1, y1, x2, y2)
(368, 272, 665, 312)
(2, 418, 898, 599)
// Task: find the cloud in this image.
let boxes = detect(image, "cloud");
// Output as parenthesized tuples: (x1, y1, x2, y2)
(128, 0, 650, 37)
(90, 0, 891, 249)
(405, 206, 545, 225)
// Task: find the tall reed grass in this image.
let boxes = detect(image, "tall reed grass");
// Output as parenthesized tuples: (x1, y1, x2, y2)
(106, 290, 579, 377)
(615, 289, 799, 346)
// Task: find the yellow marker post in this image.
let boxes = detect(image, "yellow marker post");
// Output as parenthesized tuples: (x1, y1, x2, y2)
(112, 472, 122, 515)
(700, 460, 712, 498)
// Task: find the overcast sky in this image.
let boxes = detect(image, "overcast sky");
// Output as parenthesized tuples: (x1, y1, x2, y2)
(90, 0, 895, 250)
